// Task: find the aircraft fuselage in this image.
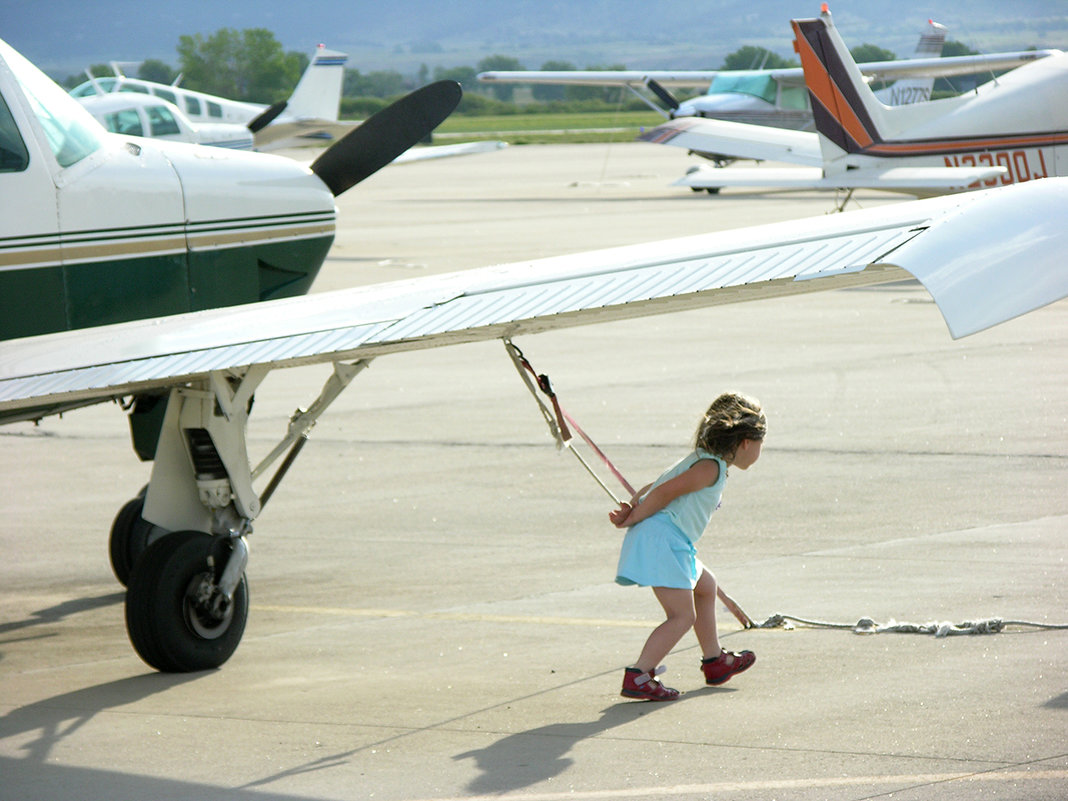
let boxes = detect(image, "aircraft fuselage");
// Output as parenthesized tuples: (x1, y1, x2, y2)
(0, 40, 336, 341)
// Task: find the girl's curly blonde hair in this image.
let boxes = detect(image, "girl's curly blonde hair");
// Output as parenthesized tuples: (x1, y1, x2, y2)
(694, 392, 767, 459)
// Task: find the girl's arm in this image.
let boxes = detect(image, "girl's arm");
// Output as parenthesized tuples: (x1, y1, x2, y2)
(609, 459, 719, 528)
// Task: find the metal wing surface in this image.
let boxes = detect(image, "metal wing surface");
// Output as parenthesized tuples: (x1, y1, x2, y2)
(477, 71, 722, 88)
(2, 179, 1066, 420)
(477, 52, 1058, 89)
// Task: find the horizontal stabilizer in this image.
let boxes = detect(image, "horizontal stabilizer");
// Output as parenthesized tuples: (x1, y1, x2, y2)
(640, 118, 823, 166)
(676, 164, 1008, 191)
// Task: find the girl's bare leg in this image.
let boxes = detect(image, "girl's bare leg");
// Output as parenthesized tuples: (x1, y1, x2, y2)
(633, 587, 696, 673)
(693, 568, 722, 659)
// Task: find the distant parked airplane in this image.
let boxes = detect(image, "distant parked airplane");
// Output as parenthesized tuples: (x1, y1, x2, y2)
(643, 7, 1067, 200)
(478, 20, 1054, 131)
(71, 44, 348, 148)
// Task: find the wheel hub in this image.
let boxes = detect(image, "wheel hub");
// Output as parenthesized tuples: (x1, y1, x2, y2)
(184, 572, 233, 639)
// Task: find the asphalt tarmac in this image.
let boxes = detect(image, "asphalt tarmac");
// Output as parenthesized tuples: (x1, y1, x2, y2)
(2, 143, 1066, 800)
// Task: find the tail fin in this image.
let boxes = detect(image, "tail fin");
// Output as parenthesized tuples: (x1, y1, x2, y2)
(873, 19, 946, 105)
(285, 44, 348, 122)
(792, 8, 893, 158)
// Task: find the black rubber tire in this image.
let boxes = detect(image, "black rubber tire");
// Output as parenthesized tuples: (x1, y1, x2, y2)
(108, 494, 166, 586)
(125, 531, 249, 672)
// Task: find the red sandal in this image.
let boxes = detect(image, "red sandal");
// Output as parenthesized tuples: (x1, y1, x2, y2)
(621, 666, 680, 701)
(701, 649, 755, 685)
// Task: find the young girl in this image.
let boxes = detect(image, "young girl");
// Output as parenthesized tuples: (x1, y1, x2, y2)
(611, 392, 766, 701)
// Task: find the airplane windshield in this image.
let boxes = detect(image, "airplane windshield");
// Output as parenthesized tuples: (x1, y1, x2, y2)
(70, 77, 119, 97)
(707, 73, 778, 105)
(0, 39, 103, 167)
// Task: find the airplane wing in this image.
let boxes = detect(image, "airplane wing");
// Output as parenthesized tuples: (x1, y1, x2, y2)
(640, 117, 825, 165)
(852, 49, 1061, 81)
(391, 140, 508, 164)
(254, 118, 356, 147)
(477, 51, 1059, 89)
(2, 178, 1066, 422)
(477, 70, 720, 88)
(675, 164, 1007, 191)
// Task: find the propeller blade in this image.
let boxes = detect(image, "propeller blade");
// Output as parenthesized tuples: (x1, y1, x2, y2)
(311, 80, 462, 196)
(248, 101, 287, 133)
(645, 78, 680, 111)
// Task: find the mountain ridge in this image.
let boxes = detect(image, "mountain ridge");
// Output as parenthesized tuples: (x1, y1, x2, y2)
(5, 0, 1066, 80)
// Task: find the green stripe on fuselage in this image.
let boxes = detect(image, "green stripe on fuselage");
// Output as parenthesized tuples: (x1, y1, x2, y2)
(0, 234, 333, 340)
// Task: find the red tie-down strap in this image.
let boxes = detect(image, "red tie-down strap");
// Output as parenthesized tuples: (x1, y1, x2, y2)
(504, 339, 635, 501)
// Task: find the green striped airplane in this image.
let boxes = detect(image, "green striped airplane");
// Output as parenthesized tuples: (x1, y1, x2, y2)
(2, 35, 1066, 673)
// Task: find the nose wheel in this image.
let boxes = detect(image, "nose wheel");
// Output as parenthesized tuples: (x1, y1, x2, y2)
(125, 531, 249, 672)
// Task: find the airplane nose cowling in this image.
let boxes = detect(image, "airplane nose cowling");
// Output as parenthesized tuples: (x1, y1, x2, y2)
(161, 142, 337, 307)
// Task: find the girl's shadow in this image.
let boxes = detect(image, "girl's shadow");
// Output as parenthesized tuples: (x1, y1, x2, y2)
(454, 687, 731, 794)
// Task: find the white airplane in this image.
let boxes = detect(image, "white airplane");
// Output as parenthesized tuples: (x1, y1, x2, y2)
(478, 20, 1056, 131)
(78, 91, 255, 150)
(76, 88, 508, 164)
(646, 7, 1068, 198)
(2, 34, 1067, 672)
(71, 44, 349, 148)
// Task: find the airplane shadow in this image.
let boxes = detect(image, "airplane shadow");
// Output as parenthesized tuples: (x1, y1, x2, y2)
(0, 671, 203, 763)
(454, 686, 734, 795)
(0, 591, 124, 638)
(1043, 690, 1068, 709)
(0, 755, 336, 801)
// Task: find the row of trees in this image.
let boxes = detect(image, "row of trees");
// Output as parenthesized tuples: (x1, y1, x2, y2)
(66, 27, 983, 115)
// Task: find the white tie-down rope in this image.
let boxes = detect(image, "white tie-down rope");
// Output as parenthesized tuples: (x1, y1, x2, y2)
(751, 614, 1068, 637)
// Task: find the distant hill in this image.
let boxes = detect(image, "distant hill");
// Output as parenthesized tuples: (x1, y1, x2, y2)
(5, 0, 1067, 80)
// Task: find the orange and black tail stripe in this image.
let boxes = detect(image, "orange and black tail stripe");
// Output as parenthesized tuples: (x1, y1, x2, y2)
(793, 16, 1068, 159)
(793, 16, 879, 154)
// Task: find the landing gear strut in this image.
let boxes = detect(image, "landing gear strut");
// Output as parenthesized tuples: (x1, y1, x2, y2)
(118, 360, 371, 671)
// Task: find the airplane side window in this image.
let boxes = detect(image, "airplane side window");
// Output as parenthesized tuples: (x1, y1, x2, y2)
(146, 105, 180, 136)
(207, 101, 222, 118)
(153, 88, 177, 104)
(119, 84, 151, 94)
(0, 90, 30, 172)
(185, 96, 201, 116)
(103, 108, 144, 137)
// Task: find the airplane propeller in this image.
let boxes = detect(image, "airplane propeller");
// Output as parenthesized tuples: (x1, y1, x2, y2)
(248, 101, 288, 134)
(311, 80, 463, 196)
(644, 78, 680, 113)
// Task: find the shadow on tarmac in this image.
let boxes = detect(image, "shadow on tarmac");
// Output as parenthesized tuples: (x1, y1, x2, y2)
(454, 686, 735, 794)
(0, 672, 204, 763)
(0, 592, 123, 637)
(0, 756, 335, 801)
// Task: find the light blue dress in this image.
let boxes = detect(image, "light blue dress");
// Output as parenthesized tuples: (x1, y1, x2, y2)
(615, 449, 726, 589)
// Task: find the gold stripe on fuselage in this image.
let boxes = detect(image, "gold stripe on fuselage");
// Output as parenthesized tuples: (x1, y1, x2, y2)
(0, 219, 335, 270)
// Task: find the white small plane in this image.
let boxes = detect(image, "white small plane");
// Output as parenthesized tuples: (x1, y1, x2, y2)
(645, 7, 1068, 198)
(71, 44, 349, 148)
(2, 34, 1067, 672)
(76, 88, 508, 163)
(78, 91, 255, 150)
(478, 20, 1055, 131)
